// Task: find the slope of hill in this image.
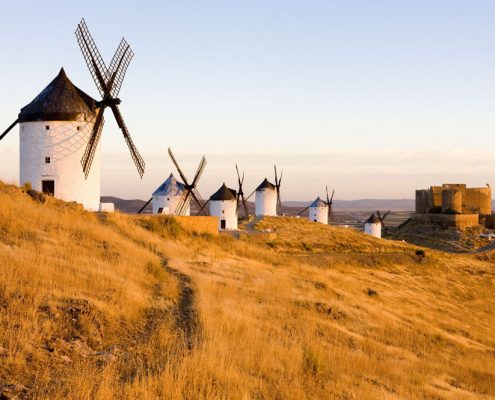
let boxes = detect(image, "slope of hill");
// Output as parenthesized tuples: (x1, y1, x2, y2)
(2, 182, 495, 399)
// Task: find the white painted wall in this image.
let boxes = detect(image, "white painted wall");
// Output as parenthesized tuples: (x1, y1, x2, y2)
(309, 206, 328, 224)
(152, 194, 190, 215)
(19, 120, 100, 211)
(210, 199, 238, 230)
(364, 222, 381, 238)
(99, 203, 114, 212)
(255, 189, 277, 217)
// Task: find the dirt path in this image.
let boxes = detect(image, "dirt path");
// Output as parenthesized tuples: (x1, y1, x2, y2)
(162, 258, 201, 350)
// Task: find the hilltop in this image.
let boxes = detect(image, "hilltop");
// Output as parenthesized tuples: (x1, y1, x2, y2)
(1, 181, 495, 399)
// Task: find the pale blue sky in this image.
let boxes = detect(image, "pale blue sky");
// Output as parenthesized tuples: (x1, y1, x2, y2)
(1, 1, 494, 200)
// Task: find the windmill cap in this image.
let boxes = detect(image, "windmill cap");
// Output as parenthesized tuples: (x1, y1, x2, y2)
(365, 214, 381, 224)
(152, 173, 186, 196)
(256, 178, 275, 191)
(210, 183, 237, 201)
(18, 68, 97, 122)
(310, 197, 328, 208)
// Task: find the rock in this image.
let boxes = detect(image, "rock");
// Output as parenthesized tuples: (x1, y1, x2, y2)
(0, 383, 28, 399)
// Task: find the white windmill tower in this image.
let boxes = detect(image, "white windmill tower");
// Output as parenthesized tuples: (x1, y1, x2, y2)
(255, 166, 282, 217)
(364, 211, 389, 238)
(151, 173, 187, 215)
(0, 19, 146, 211)
(209, 183, 238, 230)
(308, 197, 329, 224)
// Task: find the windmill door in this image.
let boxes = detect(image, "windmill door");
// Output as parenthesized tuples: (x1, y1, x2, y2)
(220, 219, 226, 230)
(42, 180, 55, 196)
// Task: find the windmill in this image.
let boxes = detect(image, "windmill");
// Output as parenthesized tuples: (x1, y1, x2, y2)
(297, 186, 334, 224)
(168, 148, 209, 216)
(75, 18, 145, 178)
(236, 164, 249, 217)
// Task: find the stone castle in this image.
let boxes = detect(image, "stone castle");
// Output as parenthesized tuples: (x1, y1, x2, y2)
(414, 184, 492, 228)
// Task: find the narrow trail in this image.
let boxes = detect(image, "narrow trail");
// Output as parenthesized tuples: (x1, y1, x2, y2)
(162, 258, 201, 350)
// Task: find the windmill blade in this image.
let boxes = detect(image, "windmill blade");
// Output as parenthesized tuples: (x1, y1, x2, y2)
(235, 164, 242, 185)
(297, 204, 310, 216)
(235, 165, 249, 217)
(326, 186, 330, 204)
(174, 189, 191, 215)
(278, 170, 283, 186)
(276, 186, 282, 208)
(168, 147, 190, 186)
(274, 165, 278, 185)
(108, 38, 134, 98)
(191, 187, 209, 216)
(241, 195, 249, 217)
(377, 210, 382, 221)
(330, 189, 335, 203)
(137, 198, 152, 214)
(81, 108, 105, 178)
(243, 188, 256, 203)
(350, 213, 365, 224)
(383, 210, 391, 219)
(110, 105, 145, 178)
(0, 119, 19, 141)
(75, 19, 109, 97)
(196, 199, 210, 216)
(191, 156, 207, 187)
(328, 204, 335, 222)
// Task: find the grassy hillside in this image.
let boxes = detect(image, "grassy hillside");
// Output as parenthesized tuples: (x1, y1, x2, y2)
(1, 182, 494, 399)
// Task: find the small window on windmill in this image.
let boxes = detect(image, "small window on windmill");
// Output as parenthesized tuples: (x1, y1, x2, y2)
(77, 126, 81, 131)
(45, 157, 51, 164)
(45, 125, 49, 130)
(167, 197, 170, 201)
(222, 210, 225, 214)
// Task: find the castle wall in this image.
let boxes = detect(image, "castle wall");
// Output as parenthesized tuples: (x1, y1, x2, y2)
(412, 213, 479, 229)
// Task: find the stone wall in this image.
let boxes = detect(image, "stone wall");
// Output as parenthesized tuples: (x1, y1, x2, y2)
(415, 183, 491, 215)
(412, 213, 480, 229)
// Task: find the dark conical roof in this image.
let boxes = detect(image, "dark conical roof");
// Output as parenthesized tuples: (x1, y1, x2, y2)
(210, 183, 237, 201)
(310, 196, 328, 208)
(18, 68, 97, 123)
(256, 178, 275, 191)
(365, 214, 381, 224)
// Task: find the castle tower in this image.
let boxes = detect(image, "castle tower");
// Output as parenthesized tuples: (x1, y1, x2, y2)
(364, 214, 382, 238)
(308, 197, 328, 224)
(441, 189, 462, 214)
(255, 178, 277, 217)
(152, 173, 189, 215)
(18, 68, 100, 210)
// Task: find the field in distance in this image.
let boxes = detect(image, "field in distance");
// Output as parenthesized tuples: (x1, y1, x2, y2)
(2, 182, 494, 399)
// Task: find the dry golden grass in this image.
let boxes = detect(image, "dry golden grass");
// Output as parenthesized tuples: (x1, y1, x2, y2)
(1, 184, 494, 399)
